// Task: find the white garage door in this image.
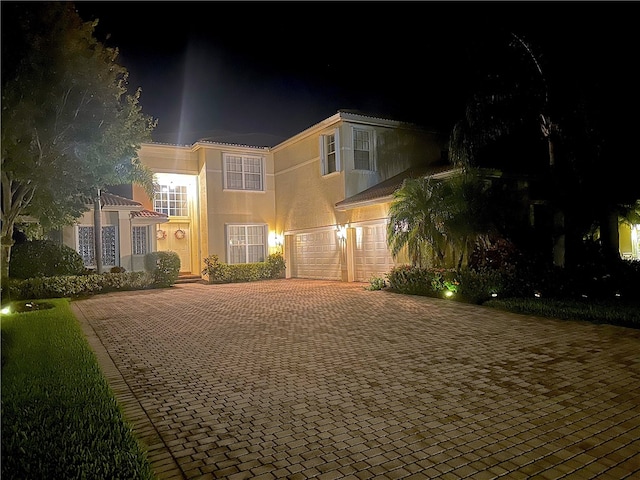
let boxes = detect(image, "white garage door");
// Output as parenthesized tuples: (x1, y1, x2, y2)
(293, 229, 341, 280)
(354, 223, 396, 282)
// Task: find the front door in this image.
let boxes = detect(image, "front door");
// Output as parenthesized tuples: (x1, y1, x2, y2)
(157, 223, 191, 274)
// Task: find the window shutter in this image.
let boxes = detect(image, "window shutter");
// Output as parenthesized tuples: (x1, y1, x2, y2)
(334, 128, 341, 172)
(319, 135, 326, 175)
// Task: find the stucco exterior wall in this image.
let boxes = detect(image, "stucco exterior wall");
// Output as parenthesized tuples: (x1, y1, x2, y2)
(200, 144, 276, 262)
(274, 132, 346, 235)
(138, 144, 199, 176)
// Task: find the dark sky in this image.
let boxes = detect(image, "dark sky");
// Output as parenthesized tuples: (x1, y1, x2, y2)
(73, 1, 639, 147)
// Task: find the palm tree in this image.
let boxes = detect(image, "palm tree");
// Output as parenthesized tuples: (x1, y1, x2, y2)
(387, 170, 492, 270)
(387, 177, 444, 268)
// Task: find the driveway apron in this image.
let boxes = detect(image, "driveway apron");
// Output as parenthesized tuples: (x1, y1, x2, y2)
(72, 279, 640, 480)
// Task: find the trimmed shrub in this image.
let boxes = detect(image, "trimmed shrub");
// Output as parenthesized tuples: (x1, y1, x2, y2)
(9, 240, 85, 279)
(386, 265, 431, 295)
(386, 265, 458, 298)
(144, 251, 181, 287)
(7, 272, 155, 300)
(457, 267, 507, 304)
(202, 253, 286, 283)
(365, 275, 387, 291)
(266, 253, 286, 278)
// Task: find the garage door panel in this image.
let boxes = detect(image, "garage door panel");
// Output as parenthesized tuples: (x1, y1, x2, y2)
(354, 224, 395, 282)
(293, 230, 341, 280)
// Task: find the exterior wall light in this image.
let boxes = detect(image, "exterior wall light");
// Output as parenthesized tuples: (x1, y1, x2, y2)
(336, 224, 348, 240)
(269, 232, 283, 247)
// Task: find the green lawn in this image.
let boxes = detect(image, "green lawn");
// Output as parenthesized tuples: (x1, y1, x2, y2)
(1, 298, 155, 480)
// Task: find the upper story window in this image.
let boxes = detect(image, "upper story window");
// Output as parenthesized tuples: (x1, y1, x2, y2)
(320, 129, 341, 175)
(154, 184, 188, 216)
(224, 153, 264, 191)
(353, 128, 374, 170)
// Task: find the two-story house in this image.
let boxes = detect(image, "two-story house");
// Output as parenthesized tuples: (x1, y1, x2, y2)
(61, 110, 640, 280)
(62, 111, 448, 281)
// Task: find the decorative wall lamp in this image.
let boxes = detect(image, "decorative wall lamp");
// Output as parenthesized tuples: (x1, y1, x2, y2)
(336, 224, 348, 240)
(269, 232, 283, 247)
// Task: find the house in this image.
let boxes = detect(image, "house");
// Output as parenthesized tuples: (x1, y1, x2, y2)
(61, 110, 640, 279)
(132, 111, 448, 281)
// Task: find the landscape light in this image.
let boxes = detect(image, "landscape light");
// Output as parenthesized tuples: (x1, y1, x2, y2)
(1, 306, 11, 315)
(444, 290, 454, 298)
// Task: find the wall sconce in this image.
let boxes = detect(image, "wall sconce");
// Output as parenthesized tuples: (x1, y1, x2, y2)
(336, 224, 348, 240)
(269, 232, 284, 248)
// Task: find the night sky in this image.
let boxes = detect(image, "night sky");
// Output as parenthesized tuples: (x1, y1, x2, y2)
(72, 2, 639, 149)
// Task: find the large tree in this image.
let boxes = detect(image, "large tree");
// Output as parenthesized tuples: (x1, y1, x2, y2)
(1, 2, 156, 281)
(448, 31, 638, 267)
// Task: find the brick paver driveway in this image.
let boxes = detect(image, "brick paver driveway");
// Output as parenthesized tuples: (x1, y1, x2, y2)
(72, 279, 640, 480)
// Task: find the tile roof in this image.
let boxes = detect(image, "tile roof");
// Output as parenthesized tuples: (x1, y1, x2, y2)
(85, 193, 167, 221)
(335, 163, 458, 210)
(85, 192, 143, 208)
(131, 209, 168, 219)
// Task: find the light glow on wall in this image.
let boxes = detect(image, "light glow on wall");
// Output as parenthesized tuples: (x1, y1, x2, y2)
(269, 231, 283, 247)
(336, 224, 348, 240)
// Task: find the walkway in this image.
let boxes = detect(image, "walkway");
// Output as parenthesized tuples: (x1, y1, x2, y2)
(72, 279, 640, 479)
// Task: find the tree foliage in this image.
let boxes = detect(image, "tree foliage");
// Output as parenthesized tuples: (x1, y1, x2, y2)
(1, 2, 156, 281)
(447, 31, 638, 266)
(387, 171, 493, 270)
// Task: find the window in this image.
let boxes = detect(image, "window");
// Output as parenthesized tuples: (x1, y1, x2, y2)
(227, 224, 266, 264)
(154, 184, 188, 216)
(77, 225, 118, 266)
(320, 129, 340, 175)
(132, 226, 148, 255)
(224, 154, 264, 191)
(353, 128, 373, 170)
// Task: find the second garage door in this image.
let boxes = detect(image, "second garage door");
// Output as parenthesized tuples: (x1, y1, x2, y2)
(354, 223, 396, 282)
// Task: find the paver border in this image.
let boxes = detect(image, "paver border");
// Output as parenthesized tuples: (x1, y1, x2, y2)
(72, 302, 186, 480)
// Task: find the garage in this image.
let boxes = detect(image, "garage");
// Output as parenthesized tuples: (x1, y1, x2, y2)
(292, 229, 341, 280)
(353, 223, 396, 282)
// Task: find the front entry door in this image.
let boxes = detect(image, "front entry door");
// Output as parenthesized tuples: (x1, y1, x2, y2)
(157, 223, 191, 274)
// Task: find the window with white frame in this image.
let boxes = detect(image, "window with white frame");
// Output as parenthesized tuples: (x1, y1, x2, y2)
(224, 154, 264, 191)
(227, 224, 266, 264)
(77, 225, 118, 266)
(132, 226, 148, 255)
(154, 184, 188, 216)
(353, 128, 373, 170)
(320, 129, 340, 175)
